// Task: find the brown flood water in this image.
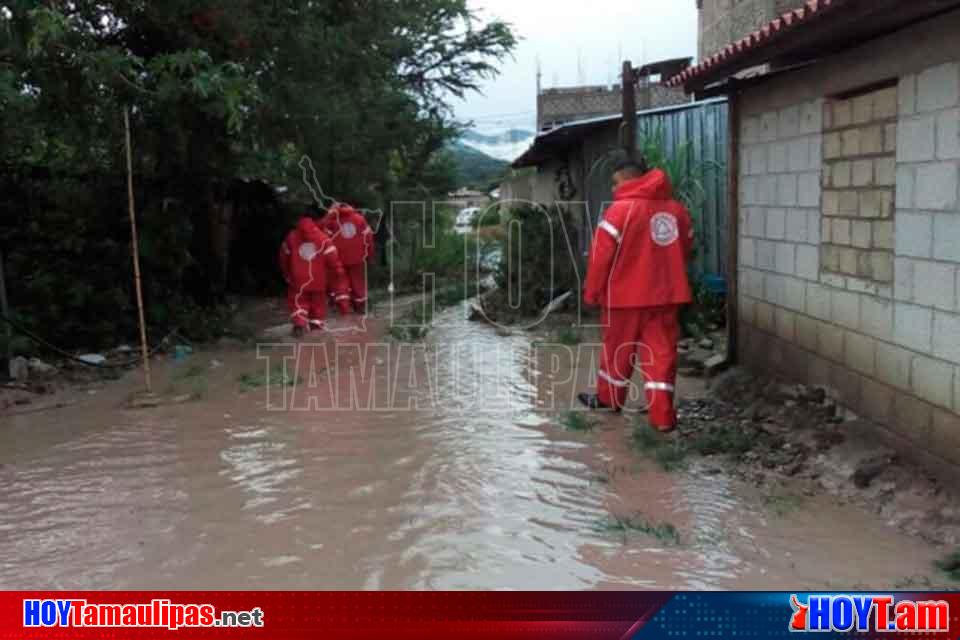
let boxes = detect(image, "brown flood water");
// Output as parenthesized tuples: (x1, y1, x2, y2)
(0, 298, 942, 589)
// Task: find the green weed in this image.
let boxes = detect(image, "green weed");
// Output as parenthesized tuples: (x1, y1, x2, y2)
(238, 364, 300, 390)
(763, 493, 804, 517)
(594, 514, 681, 545)
(559, 411, 598, 433)
(632, 427, 689, 472)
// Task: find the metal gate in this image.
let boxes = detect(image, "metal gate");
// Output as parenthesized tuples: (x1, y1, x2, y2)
(584, 98, 729, 282)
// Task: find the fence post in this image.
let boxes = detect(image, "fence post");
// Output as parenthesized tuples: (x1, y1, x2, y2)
(0, 248, 11, 364)
(620, 61, 637, 160)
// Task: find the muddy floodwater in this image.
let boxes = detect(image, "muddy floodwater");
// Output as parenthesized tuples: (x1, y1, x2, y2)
(0, 299, 943, 589)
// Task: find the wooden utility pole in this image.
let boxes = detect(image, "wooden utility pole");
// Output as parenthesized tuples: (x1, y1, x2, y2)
(620, 61, 637, 161)
(124, 107, 152, 394)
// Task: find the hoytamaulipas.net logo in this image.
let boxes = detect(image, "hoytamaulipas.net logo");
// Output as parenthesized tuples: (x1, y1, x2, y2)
(789, 594, 950, 633)
(24, 598, 264, 630)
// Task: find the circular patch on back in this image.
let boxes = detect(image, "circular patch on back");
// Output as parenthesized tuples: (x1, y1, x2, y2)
(650, 212, 679, 247)
(341, 222, 357, 239)
(298, 242, 318, 261)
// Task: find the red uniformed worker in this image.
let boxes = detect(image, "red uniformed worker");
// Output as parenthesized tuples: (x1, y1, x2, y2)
(278, 215, 351, 338)
(322, 204, 375, 314)
(578, 159, 694, 432)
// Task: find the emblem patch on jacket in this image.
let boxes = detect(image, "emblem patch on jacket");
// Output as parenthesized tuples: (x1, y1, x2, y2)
(650, 212, 679, 247)
(298, 242, 318, 261)
(341, 222, 357, 239)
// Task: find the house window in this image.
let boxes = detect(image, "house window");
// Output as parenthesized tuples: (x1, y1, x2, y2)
(821, 83, 898, 283)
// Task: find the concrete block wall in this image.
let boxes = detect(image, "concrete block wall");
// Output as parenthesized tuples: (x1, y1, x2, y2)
(698, 0, 805, 61)
(737, 60, 960, 466)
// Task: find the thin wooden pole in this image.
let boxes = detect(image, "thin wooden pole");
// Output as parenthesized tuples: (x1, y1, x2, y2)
(124, 107, 152, 393)
(0, 248, 11, 364)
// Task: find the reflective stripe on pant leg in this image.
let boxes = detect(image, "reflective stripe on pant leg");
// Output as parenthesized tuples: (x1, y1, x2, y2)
(640, 306, 681, 428)
(596, 307, 643, 409)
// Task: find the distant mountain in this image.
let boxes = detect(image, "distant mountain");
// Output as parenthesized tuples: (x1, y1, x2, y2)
(447, 141, 509, 192)
(460, 128, 535, 163)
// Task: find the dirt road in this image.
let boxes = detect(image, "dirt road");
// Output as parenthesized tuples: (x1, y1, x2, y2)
(0, 297, 946, 589)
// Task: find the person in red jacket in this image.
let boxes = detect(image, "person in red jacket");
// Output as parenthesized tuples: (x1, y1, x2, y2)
(322, 204, 375, 314)
(578, 159, 694, 432)
(278, 215, 351, 338)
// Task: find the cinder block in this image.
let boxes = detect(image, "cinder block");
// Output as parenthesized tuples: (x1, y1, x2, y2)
(832, 289, 861, 329)
(766, 273, 787, 308)
(841, 129, 860, 156)
(833, 161, 852, 187)
(769, 142, 788, 173)
(874, 221, 894, 251)
(818, 322, 845, 362)
(897, 115, 936, 163)
(832, 219, 851, 245)
(859, 190, 892, 219)
(853, 160, 873, 187)
(823, 191, 839, 216)
(775, 242, 796, 275)
(916, 62, 960, 113)
(931, 409, 960, 460)
(871, 252, 894, 282)
(851, 221, 872, 249)
(912, 355, 955, 409)
(756, 240, 776, 270)
(894, 302, 933, 353)
(800, 100, 823, 135)
(784, 277, 807, 312)
(896, 166, 914, 209)
(797, 173, 821, 207)
(860, 294, 895, 345)
(742, 116, 761, 144)
(786, 209, 807, 242)
(933, 214, 960, 262)
(860, 125, 884, 155)
(874, 157, 896, 187)
(778, 175, 798, 206)
(739, 295, 756, 325)
(833, 100, 853, 128)
(746, 268, 765, 298)
(748, 145, 767, 175)
(884, 124, 897, 153)
(853, 93, 873, 124)
(874, 86, 898, 120)
(933, 311, 960, 363)
(822, 272, 848, 289)
(845, 331, 877, 376)
(766, 208, 787, 239)
(915, 163, 958, 210)
(809, 135, 823, 169)
(740, 237, 756, 267)
(895, 213, 932, 258)
(893, 391, 933, 447)
(796, 244, 820, 281)
(898, 74, 917, 116)
(775, 307, 796, 342)
(806, 282, 832, 320)
(913, 261, 957, 311)
(824, 132, 842, 159)
(779, 105, 800, 138)
(756, 302, 775, 332)
(821, 245, 840, 272)
(860, 377, 895, 426)
(760, 111, 779, 142)
(807, 212, 822, 244)
(936, 108, 960, 160)
(797, 314, 819, 352)
(830, 362, 863, 408)
(788, 138, 809, 172)
(894, 257, 915, 302)
(744, 207, 760, 237)
(839, 191, 859, 216)
(877, 341, 913, 390)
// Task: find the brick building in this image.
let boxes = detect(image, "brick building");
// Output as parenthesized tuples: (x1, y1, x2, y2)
(671, 1, 960, 472)
(697, 0, 805, 62)
(537, 59, 691, 132)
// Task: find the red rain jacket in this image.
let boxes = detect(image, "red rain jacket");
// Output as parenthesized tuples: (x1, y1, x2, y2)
(322, 205, 374, 267)
(278, 217, 348, 294)
(584, 169, 694, 309)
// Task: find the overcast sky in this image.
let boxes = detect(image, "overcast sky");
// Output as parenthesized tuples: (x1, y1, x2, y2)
(454, 0, 697, 131)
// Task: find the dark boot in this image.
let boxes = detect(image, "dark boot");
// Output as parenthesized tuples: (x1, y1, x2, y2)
(577, 393, 620, 412)
(292, 325, 306, 339)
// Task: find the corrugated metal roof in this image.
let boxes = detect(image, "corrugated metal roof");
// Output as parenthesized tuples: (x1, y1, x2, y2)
(667, 0, 852, 89)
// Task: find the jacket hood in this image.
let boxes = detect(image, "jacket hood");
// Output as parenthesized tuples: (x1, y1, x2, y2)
(296, 216, 319, 235)
(614, 169, 674, 201)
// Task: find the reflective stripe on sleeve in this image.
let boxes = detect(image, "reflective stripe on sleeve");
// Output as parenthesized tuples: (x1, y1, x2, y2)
(599, 220, 622, 243)
(598, 370, 629, 388)
(645, 382, 675, 392)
